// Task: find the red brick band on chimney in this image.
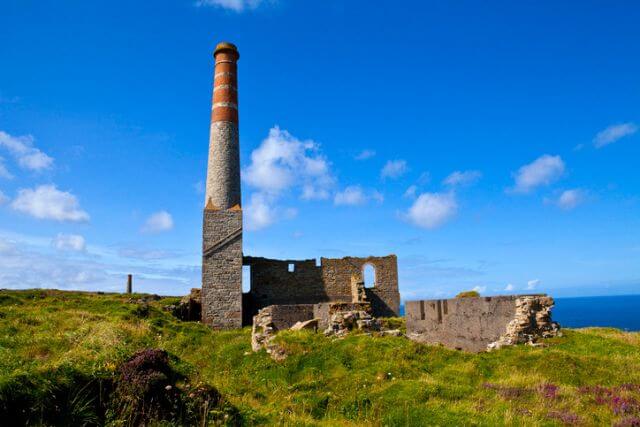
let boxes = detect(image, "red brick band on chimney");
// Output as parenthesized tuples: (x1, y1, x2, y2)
(212, 44, 239, 123)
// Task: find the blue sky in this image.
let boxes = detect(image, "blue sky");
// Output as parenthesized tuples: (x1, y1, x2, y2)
(0, 0, 639, 299)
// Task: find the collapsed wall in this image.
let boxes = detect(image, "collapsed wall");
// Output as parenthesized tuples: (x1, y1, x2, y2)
(405, 295, 560, 352)
(251, 302, 382, 357)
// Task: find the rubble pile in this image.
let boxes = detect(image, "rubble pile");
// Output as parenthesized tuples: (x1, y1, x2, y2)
(323, 309, 381, 337)
(488, 296, 561, 350)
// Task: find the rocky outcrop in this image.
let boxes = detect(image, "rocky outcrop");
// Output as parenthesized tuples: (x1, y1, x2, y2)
(487, 296, 560, 350)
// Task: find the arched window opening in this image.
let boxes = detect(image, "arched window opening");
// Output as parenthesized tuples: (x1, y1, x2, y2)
(363, 264, 376, 288)
(288, 263, 295, 273)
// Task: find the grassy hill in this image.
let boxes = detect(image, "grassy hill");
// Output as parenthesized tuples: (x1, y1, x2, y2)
(1, 289, 639, 426)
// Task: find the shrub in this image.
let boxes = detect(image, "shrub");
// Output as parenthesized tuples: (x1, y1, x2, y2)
(107, 348, 240, 426)
(108, 349, 180, 424)
(456, 290, 480, 298)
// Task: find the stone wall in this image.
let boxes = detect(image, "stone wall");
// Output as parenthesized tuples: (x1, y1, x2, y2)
(201, 209, 243, 329)
(243, 255, 400, 324)
(243, 257, 327, 307)
(322, 256, 400, 318)
(405, 295, 559, 352)
(260, 304, 316, 330)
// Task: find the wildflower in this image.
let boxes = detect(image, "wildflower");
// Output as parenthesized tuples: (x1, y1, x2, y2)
(547, 410, 581, 425)
(539, 383, 559, 399)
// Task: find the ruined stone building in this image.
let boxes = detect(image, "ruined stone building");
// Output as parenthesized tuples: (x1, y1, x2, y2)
(199, 42, 558, 352)
(201, 42, 401, 329)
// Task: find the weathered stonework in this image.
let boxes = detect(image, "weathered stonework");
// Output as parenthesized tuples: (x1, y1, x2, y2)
(202, 209, 243, 329)
(313, 302, 372, 330)
(351, 276, 367, 303)
(487, 295, 560, 350)
(251, 302, 382, 356)
(205, 121, 240, 210)
(251, 304, 317, 360)
(322, 304, 380, 337)
(201, 42, 243, 330)
(405, 295, 560, 352)
(243, 255, 400, 323)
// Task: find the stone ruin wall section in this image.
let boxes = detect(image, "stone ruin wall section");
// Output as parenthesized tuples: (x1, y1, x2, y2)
(405, 295, 558, 352)
(244, 257, 328, 307)
(202, 209, 243, 329)
(321, 255, 400, 317)
(243, 254, 400, 321)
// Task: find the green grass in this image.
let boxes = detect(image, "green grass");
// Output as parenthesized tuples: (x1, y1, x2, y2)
(1, 289, 640, 426)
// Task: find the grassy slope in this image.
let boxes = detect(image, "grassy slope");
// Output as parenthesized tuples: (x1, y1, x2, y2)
(1, 289, 640, 426)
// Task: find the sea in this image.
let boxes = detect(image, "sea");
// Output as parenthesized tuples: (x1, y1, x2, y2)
(399, 294, 640, 332)
(553, 295, 640, 332)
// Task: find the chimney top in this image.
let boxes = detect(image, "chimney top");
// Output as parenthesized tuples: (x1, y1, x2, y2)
(214, 42, 239, 59)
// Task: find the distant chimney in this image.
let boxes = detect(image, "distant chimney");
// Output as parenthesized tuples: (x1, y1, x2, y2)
(204, 42, 241, 210)
(126, 274, 133, 294)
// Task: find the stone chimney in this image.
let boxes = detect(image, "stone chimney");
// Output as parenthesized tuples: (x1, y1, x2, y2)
(204, 42, 241, 210)
(201, 42, 243, 330)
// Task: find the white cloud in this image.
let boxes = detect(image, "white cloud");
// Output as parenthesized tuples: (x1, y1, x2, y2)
(526, 279, 540, 290)
(142, 211, 174, 233)
(118, 247, 178, 260)
(334, 186, 367, 206)
(11, 185, 89, 222)
(0, 237, 107, 290)
(443, 170, 482, 187)
(593, 123, 638, 148)
(510, 154, 565, 194)
(556, 189, 585, 210)
(195, 0, 264, 12)
(472, 285, 486, 294)
(381, 159, 408, 180)
(355, 149, 376, 160)
(405, 192, 457, 229)
(242, 126, 334, 230)
(244, 193, 276, 231)
(0, 131, 54, 172)
(52, 233, 86, 252)
(0, 157, 12, 179)
(243, 126, 334, 199)
(301, 185, 330, 201)
(19, 151, 54, 171)
(0, 232, 200, 295)
(334, 186, 384, 206)
(371, 190, 384, 204)
(404, 185, 418, 199)
(505, 283, 514, 291)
